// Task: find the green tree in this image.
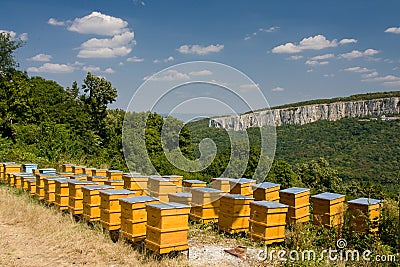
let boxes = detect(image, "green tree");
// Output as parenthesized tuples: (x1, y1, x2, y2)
(0, 32, 23, 74)
(266, 159, 302, 188)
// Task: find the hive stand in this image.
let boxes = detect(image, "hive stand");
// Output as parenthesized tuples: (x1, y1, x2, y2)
(279, 187, 310, 224)
(43, 177, 64, 204)
(88, 176, 108, 185)
(229, 178, 256, 196)
(36, 173, 58, 201)
(82, 185, 114, 222)
(148, 177, 177, 202)
(145, 202, 190, 255)
(72, 165, 85, 175)
(249, 201, 289, 245)
(119, 196, 159, 243)
(123, 174, 148, 196)
(99, 189, 137, 232)
(106, 170, 123, 181)
(211, 178, 235, 193)
(347, 198, 381, 233)
(68, 180, 98, 215)
(311, 192, 345, 228)
(252, 182, 281, 201)
(54, 178, 71, 211)
(190, 188, 223, 223)
(218, 194, 254, 233)
(22, 163, 38, 174)
(62, 164, 75, 173)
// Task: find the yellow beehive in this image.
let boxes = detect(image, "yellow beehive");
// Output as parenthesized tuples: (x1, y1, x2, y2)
(57, 172, 74, 177)
(145, 202, 190, 254)
(82, 185, 114, 222)
(54, 178, 70, 211)
(218, 194, 254, 233)
(168, 192, 192, 205)
(32, 169, 40, 175)
(36, 174, 58, 201)
(311, 192, 345, 228)
(21, 176, 36, 191)
(0, 162, 15, 181)
(104, 179, 125, 189)
(106, 170, 123, 180)
(190, 188, 222, 223)
(252, 182, 280, 201)
(13, 173, 33, 188)
(347, 198, 381, 233)
(4, 163, 21, 181)
(163, 175, 183, 187)
(71, 174, 88, 181)
(87, 175, 108, 185)
(249, 201, 289, 245)
(279, 187, 310, 224)
(7, 173, 16, 186)
(122, 174, 148, 195)
(43, 177, 63, 204)
(99, 189, 136, 231)
(211, 178, 235, 193)
(148, 177, 177, 202)
(229, 178, 256, 196)
(119, 196, 159, 242)
(83, 167, 96, 175)
(62, 164, 75, 173)
(68, 180, 97, 215)
(71, 165, 85, 175)
(92, 169, 108, 176)
(27, 179, 37, 196)
(182, 179, 206, 190)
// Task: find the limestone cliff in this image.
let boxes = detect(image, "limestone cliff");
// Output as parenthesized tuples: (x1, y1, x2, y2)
(209, 97, 400, 130)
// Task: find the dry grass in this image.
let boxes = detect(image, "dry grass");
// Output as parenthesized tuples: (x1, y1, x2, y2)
(0, 185, 189, 267)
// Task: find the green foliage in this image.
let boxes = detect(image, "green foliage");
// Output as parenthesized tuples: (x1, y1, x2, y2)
(266, 159, 302, 188)
(0, 32, 23, 73)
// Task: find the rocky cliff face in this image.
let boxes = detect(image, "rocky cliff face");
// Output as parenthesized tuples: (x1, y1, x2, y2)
(209, 97, 400, 130)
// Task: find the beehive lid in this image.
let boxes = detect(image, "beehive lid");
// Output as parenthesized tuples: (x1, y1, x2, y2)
(91, 176, 107, 179)
(68, 180, 96, 185)
(146, 202, 190, 210)
(119, 196, 158, 203)
(184, 179, 206, 184)
(107, 170, 123, 173)
(43, 177, 63, 181)
(223, 194, 254, 200)
(55, 178, 70, 183)
(252, 182, 280, 190)
(71, 174, 88, 179)
(163, 175, 183, 178)
(170, 192, 192, 198)
(57, 172, 74, 175)
(14, 172, 32, 176)
(124, 172, 141, 175)
(123, 174, 145, 178)
(280, 187, 310, 194)
(213, 177, 235, 181)
(1, 162, 15, 164)
(23, 163, 38, 167)
(191, 187, 222, 193)
(150, 177, 173, 182)
(252, 201, 289, 209)
(348, 198, 381, 206)
(107, 179, 124, 182)
(74, 165, 86, 168)
(99, 189, 134, 195)
(21, 175, 35, 178)
(39, 168, 56, 173)
(81, 185, 114, 191)
(95, 168, 107, 171)
(37, 174, 59, 178)
(230, 178, 256, 184)
(312, 192, 344, 201)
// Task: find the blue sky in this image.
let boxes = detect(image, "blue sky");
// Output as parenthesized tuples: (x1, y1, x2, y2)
(1, 0, 400, 115)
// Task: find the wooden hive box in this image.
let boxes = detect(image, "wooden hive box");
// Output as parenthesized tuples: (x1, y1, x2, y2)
(22, 163, 38, 174)
(311, 192, 345, 227)
(119, 196, 159, 242)
(106, 170, 123, 180)
(249, 201, 289, 245)
(148, 177, 177, 193)
(62, 164, 75, 173)
(0, 162, 15, 181)
(347, 198, 381, 233)
(15, 173, 36, 189)
(104, 179, 125, 190)
(27, 179, 37, 196)
(54, 178, 71, 211)
(211, 178, 235, 193)
(43, 177, 63, 204)
(182, 179, 206, 190)
(82, 185, 114, 222)
(71, 174, 88, 181)
(36, 174, 59, 201)
(38, 168, 57, 174)
(8, 172, 27, 187)
(145, 202, 190, 254)
(72, 165, 85, 175)
(4, 164, 22, 181)
(21, 176, 36, 191)
(163, 175, 183, 187)
(57, 172, 74, 177)
(190, 188, 223, 223)
(122, 174, 149, 194)
(88, 175, 108, 185)
(218, 194, 254, 233)
(279, 187, 310, 224)
(83, 167, 96, 176)
(168, 192, 192, 205)
(68, 180, 98, 215)
(92, 169, 108, 177)
(252, 182, 280, 201)
(99, 189, 136, 231)
(229, 178, 256, 196)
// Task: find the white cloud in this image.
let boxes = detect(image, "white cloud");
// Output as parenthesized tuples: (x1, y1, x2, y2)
(259, 26, 280, 33)
(383, 80, 400, 86)
(362, 75, 400, 82)
(306, 69, 314, 73)
(0, 30, 28, 41)
(362, 71, 379, 78)
(310, 53, 334, 60)
(82, 65, 115, 74)
(119, 62, 124, 66)
(27, 63, 74, 73)
(28, 53, 52, 62)
(287, 55, 303, 60)
(189, 70, 213, 76)
(339, 38, 357, 45)
(339, 49, 379, 59)
(127, 56, 144, 62)
(164, 56, 174, 62)
(77, 31, 135, 58)
(143, 69, 190, 81)
(0, 30, 16, 38)
(19, 33, 28, 41)
(153, 59, 161, 64)
(244, 36, 251, 41)
(177, 44, 224, 55)
(323, 74, 335, 78)
(48, 18, 65, 26)
(68, 11, 129, 36)
(305, 60, 329, 66)
(343, 67, 372, 73)
(384, 27, 400, 34)
(271, 86, 285, 92)
(104, 67, 115, 74)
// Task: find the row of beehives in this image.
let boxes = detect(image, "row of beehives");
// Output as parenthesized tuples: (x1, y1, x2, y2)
(1, 162, 382, 251)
